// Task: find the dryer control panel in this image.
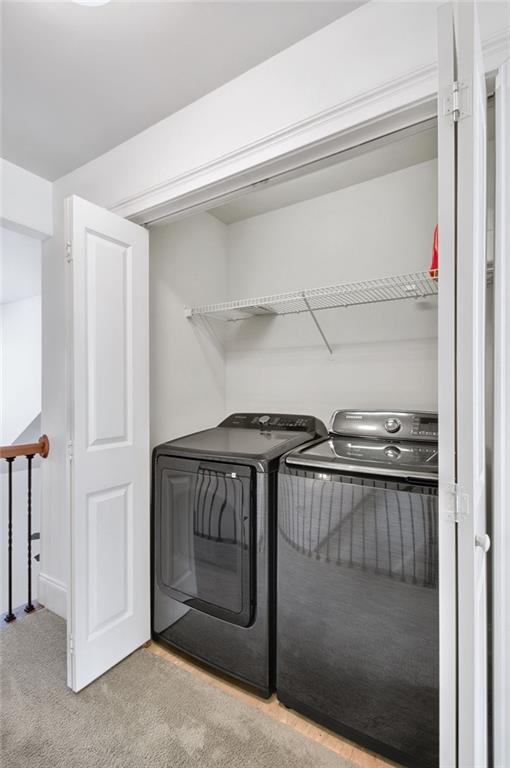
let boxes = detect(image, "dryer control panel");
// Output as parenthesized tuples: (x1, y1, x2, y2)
(219, 413, 327, 435)
(330, 411, 438, 442)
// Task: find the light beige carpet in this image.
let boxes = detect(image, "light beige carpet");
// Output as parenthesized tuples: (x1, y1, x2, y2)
(1, 609, 351, 768)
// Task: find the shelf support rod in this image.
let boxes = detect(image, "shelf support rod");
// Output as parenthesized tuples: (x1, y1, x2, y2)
(302, 296, 333, 354)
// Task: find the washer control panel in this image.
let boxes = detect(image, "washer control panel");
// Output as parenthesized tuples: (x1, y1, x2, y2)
(219, 413, 328, 435)
(330, 411, 438, 442)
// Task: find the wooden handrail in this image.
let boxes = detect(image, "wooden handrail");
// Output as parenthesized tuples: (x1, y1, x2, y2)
(0, 435, 50, 460)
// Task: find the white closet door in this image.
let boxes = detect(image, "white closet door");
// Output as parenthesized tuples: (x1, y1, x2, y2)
(493, 60, 510, 768)
(438, 3, 489, 766)
(66, 195, 150, 692)
(455, 4, 489, 767)
(436, 6, 457, 767)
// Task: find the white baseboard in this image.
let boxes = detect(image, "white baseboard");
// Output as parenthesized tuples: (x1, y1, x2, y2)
(39, 573, 67, 619)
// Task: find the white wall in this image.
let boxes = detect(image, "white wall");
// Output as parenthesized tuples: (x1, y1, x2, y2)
(0, 158, 53, 239)
(0, 226, 42, 444)
(1, 227, 42, 304)
(225, 160, 438, 424)
(0, 225, 42, 615)
(149, 157, 438, 433)
(149, 213, 228, 447)
(0, 226, 42, 449)
(0, 296, 42, 446)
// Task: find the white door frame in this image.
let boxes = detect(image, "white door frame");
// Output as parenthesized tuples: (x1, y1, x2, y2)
(455, 5, 489, 765)
(493, 60, 510, 768)
(437, 5, 492, 765)
(437, 6, 458, 766)
(119, 103, 437, 227)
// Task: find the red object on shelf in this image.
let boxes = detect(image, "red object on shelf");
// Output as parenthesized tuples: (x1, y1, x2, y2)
(429, 225, 439, 278)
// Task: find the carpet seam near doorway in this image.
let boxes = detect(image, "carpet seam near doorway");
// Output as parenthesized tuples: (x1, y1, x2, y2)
(0, 609, 352, 768)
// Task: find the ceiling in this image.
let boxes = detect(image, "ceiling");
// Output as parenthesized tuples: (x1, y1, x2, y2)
(1, 1, 364, 181)
(209, 122, 438, 225)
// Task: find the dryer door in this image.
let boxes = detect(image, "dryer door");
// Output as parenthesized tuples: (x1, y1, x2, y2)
(154, 456, 254, 628)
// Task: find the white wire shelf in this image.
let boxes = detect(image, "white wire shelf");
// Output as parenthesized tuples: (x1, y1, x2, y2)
(185, 270, 439, 323)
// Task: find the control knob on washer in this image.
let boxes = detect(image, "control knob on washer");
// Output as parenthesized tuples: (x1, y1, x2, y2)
(258, 415, 270, 425)
(384, 446, 401, 459)
(384, 418, 401, 434)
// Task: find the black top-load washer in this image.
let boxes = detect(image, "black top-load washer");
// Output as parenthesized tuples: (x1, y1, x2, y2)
(152, 412, 326, 696)
(277, 410, 439, 768)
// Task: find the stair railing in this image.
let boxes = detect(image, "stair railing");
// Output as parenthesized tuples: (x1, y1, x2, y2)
(1, 435, 50, 622)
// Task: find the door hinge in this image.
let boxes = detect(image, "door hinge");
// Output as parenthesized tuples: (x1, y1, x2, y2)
(444, 81, 471, 123)
(66, 241, 73, 263)
(68, 635, 75, 655)
(444, 482, 469, 523)
(67, 440, 74, 462)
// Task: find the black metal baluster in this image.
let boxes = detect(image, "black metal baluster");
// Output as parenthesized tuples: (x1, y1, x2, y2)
(5, 457, 16, 622)
(25, 454, 35, 613)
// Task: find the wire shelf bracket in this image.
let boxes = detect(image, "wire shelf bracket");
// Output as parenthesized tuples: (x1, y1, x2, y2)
(302, 295, 333, 354)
